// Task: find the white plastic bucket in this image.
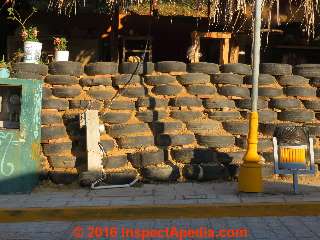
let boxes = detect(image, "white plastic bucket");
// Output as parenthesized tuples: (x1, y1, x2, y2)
(55, 50, 69, 62)
(24, 41, 42, 64)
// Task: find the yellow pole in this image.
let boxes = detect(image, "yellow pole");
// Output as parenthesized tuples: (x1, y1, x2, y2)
(238, 0, 263, 192)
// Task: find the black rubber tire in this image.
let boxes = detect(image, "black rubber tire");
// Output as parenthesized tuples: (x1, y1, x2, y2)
(144, 75, 176, 86)
(65, 122, 83, 138)
(260, 63, 292, 75)
(119, 62, 154, 74)
(203, 99, 235, 109)
(112, 74, 141, 86)
(186, 119, 220, 134)
(88, 86, 115, 100)
(244, 74, 276, 85)
(207, 111, 241, 121)
(48, 155, 76, 168)
(187, 62, 219, 74)
(218, 85, 250, 98)
(222, 121, 249, 135)
(259, 122, 300, 136)
(121, 85, 146, 98)
(99, 138, 115, 152)
(49, 171, 78, 185)
(136, 110, 168, 122)
(293, 64, 320, 78)
(107, 123, 150, 137)
(136, 97, 169, 109)
(157, 133, 195, 146)
(12, 62, 48, 75)
(62, 112, 80, 123)
(169, 96, 202, 107)
(42, 98, 69, 110)
(278, 110, 315, 123)
(258, 87, 283, 97)
(310, 77, 320, 87)
(185, 84, 217, 96)
(104, 169, 138, 185)
(41, 111, 63, 125)
(236, 136, 273, 152)
(128, 150, 164, 168)
(211, 73, 243, 85)
(49, 61, 83, 77)
(235, 98, 268, 110)
(79, 171, 102, 187)
(217, 151, 245, 165)
(12, 71, 44, 80)
(102, 154, 128, 169)
(170, 110, 203, 122)
(152, 84, 183, 96)
(42, 141, 72, 156)
(196, 135, 235, 148)
(85, 62, 118, 75)
(42, 87, 52, 99)
(52, 86, 82, 98)
(80, 76, 112, 86)
(171, 148, 217, 164)
(241, 110, 277, 123)
(69, 100, 103, 110)
(270, 98, 302, 110)
(177, 73, 210, 85)
(100, 111, 132, 124)
(221, 63, 251, 75)
(41, 125, 67, 141)
(152, 121, 184, 134)
(155, 61, 186, 73)
(183, 164, 227, 181)
(285, 86, 317, 97)
(142, 165, 180, 182)
(302, 99, 320, 111)
(108, 100, 135, 110)
(304, 124, 320, 137)
(45, 75, 79, 85)
(117, 135, 155, 148)
(277, 75, 309, 86)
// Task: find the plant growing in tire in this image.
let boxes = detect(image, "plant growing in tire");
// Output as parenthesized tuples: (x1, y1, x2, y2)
(53, 37, 69, 61)
(7, 7, 42, 64)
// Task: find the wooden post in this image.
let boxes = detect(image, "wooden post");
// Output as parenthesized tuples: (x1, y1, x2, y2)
(220, 38, 230, 64)
(229, 38, 240, 64)
(110, 4, 120, 62)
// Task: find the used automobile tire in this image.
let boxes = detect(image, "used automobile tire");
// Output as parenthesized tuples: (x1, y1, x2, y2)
(128, 149, 164, 168)
(109, 100, 135, 110)
(12, 62, 48, 75)
(107, 123, 150, 137)
(278, 110, 315, 123)
(207, 111, 241, 121)
(152, 121, 184, 134)
(222, 121, 249, 135)
(302, 99, 320, 111)
(119, 62, 154, 74)
(221, 63, 251, 75)
(136, 110, 168, 122)
(120, 85, 146, 98)
(80, 76, 112, 86)
(185, 84, 217, 96)
(144, 74, 176, 86)
(169, 96, 202, 107)
(42, 141, 72, 156)
(235, 98, 268, 110)
(218, 85, 250, 98)
(136, 97, 169, 109)
(277, 75, 309, 86)
(112, 74, 141, 86)
(211, 73, 243, 85)
(41, 125, 67, 141)
(183, 164, 228, 181)
(52, 85, 82, 98)
(203, 98, 235, 109)
(270, 98, 302, 110)
(285, 86, 317, 97)
(87, 86, 116, 100)
(177, 73, 210, 85)
(293, 64, 320, 78)
(141, 165, 180, 181)
(152, 84, 183, 96)
(42, 98, 69, 110)
(186, 119, 220, 134)
(155, 61, 186, 73)
(48, 155, 76, 168)
(260, 63, 292, 75)
(100, 111, 132, 124)
(49, 170, 78, 185)
(104, 169, 138, 185)
(41, 111, 63, 125)
(187, 62, 219, 74)
(85, 62, 118, 75)
(45, 75, 79, 85)
(196, 134, 235, 148)
(102, 154, 128, 169)
(258, 87, 283, 97)
(244, 74, 276, 85)
(157, 133, 195, 146)
(170, 110, 203, 122)
(49, 61, 83, 77)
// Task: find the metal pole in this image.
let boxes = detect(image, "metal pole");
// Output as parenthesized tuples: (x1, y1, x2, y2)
(251, 0, 262, 112)
(238, 0, 263, 193)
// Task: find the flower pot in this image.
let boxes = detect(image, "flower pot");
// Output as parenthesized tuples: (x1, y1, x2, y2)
(0, 68, 10, 78)
(55, 50, 69, 62)
(24, 41, 42, 64)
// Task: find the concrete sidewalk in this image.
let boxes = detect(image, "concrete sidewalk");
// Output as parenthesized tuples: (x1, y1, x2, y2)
(0, 180, 320, 223)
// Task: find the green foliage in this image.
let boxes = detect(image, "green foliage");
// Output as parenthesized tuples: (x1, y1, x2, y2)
(53, 37, 68, 51)
(0, 55, 7, 68)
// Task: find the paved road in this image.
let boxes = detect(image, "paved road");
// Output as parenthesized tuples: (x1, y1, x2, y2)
(1, 216, 320, 240)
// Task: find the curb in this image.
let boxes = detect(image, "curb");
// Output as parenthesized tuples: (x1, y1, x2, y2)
(1, 202, 320, 223)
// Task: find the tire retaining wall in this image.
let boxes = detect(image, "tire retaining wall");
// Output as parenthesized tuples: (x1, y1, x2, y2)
(11, 62, 320, 184)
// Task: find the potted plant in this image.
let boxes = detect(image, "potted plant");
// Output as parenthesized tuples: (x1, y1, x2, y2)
(0, 56, 10, 78)
(7, 7, 42, 64)
(53, 37, 69, 61)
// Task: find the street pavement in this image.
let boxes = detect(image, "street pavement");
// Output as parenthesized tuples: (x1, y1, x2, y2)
(1, 216, 320, 240)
